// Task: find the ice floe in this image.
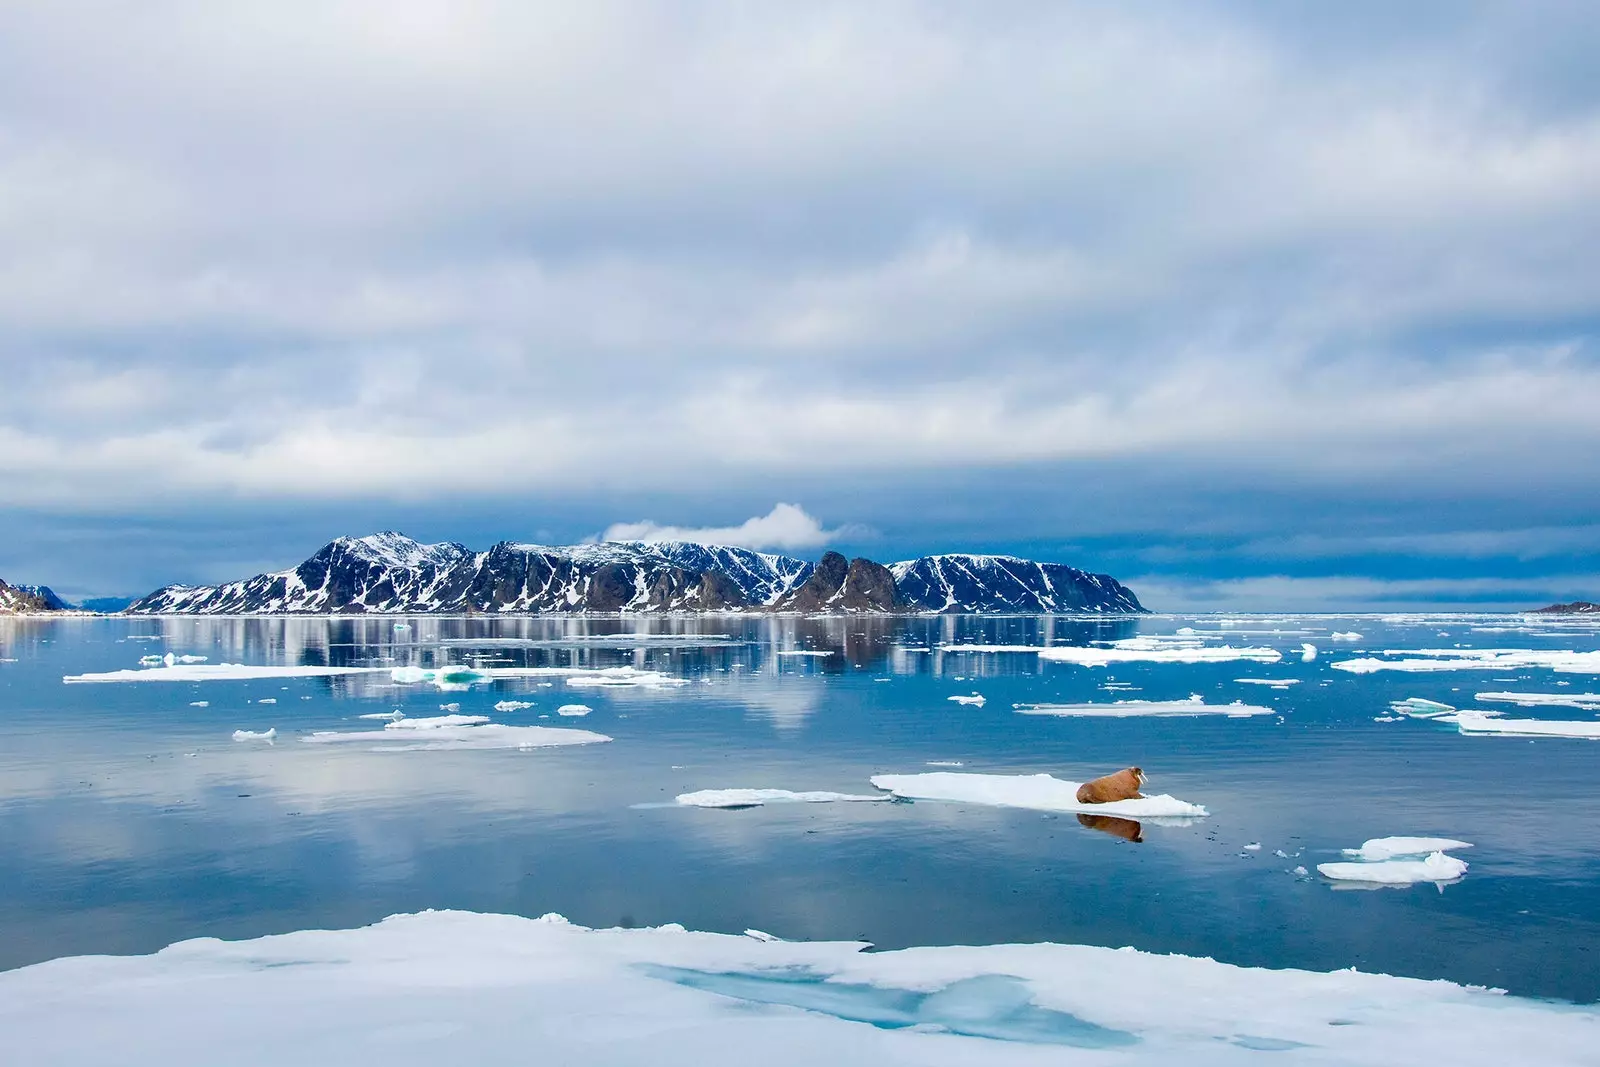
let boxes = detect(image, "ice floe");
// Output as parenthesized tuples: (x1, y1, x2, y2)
(942, 637, 1282, 666)
(773, 649, 834, 657)
(869, 772, 1207, 818)
(1343, 837, 1473, 862)
(1389, 697, 1457, 718)
(1012, 695, 1272, 718)
(302, 723, 611, 751)
(494, 700, 536, 712)
(1233, 678, 1299, 688)
(1318, 852, 1469, 886)
(384, 714, 492, 729)
(675, 789, 888, 808)
(1332, 648, 1600, 675)
(1475, 691, 1600, 710)
(11, 909, 1583, 1065)
(1331, 631, 1363, 641)
(1300, 643, 1318, 661)
(1449, 711, 1600, 740)
(231, 728, 276, 741)
(557, 704, 592, 717)
(947, 693, 986, 706)
(64, 663, 383, 684)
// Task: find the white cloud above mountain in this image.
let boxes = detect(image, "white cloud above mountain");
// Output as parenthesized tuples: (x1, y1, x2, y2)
(600, 504, 840, 551)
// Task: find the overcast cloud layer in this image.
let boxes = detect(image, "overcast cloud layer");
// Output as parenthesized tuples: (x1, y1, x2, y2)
(1, 1, 1596, 608)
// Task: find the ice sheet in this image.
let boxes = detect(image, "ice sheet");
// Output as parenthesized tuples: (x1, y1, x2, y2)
(1012, 696, 1272, 718)
(1318, 852, 1469, 885)
(1390, 697, 1457, 718)
(1343, 837, 1474, 861)
(944, 639, 1282, 666)
(675, 789, 889, 808)
(1449, 711, 1600, 739)
(1332, 649, 1600, 674)
(302, 724, 611, 751)
(8, 909, 1588, 1066)
(869, 772, 1208, 818)
(1475, 691, 1600, 710)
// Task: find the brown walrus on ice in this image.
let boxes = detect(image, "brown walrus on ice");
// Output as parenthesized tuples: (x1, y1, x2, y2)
(1075, 767, 1146, 804)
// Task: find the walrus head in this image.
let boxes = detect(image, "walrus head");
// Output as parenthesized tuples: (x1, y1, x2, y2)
(1132, 767, 1146, 786)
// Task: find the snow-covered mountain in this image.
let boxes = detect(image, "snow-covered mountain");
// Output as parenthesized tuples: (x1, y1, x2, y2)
(126, 533, 1145, 615)
(0, 578, 69, 614)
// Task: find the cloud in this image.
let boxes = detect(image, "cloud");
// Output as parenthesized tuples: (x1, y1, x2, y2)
(600, 503, 841, 551)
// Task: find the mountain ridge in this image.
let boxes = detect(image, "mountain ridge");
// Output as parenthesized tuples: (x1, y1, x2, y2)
(125, 532, 1145, 616)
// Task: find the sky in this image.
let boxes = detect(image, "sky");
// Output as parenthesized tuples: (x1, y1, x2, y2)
(1, 1, 1597, 611)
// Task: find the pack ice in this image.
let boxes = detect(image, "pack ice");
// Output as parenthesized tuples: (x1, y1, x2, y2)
(1013, 696, 1272, 718)
(870, 772, 1207, 818)
(2, 910, 1594, 1066)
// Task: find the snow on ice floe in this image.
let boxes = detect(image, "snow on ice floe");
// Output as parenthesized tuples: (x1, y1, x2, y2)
(1448, 711, 1600, 740)
(231, 728, 276, 741)
(557, 704, 592, 717)
(1343, 837, 1473, 862)
(1475, 691, 1600, 710)
(7, 910, 1597, 1065)
(947, 693, 986, 706)
(942, 637, 1282, 666)
(1318, 852, 1469, 887)
(1013, 695, 1272, 718)
(1332, 648, 1600, 675)
(494, 700, 536, 712)
(65, 663, 383, 684)
(383, 714, 492, 729)
(675, 789, 889, 808)
(869, 772, 1207, 818)
(302, 722, 611, 751)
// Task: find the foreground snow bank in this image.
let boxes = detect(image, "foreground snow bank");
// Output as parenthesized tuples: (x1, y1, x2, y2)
(2, 910, 1593, 1066)
(870, 772, 1207, 818)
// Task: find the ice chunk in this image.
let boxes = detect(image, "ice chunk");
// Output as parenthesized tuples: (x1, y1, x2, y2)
(303, 724, 610, 750)
(1475, 691, 1600, 710)
(675, 789, 889, 808)
(383, 714, 491, 729)
(1300, 643, 1318, 662)
(358, 711, 405, 721)
(925, 760, 964, 767)
(1390, 697, 1456, 718)
(439, 702, 460, 712)
(870, 772, 1208, 818)
(2, 909, 1594, 1063)
(1233, 678, 1299, 687)
(65, 664, 383, 684)
(189, 701, 209, 708)
(1331, 631, 1363, 641)
(1450, 711, 1600, 739)
(947, 694, 986, 706)
(1243, 843, 1261, 851)
(256, 698, 277, 705)
(1013, 696, 1272, 718)
(1318, 852, 1468, 885)
(773, 649, 834, 657)
(942, 639, 1282, 665)
(1333, 648, 1600, 674)
(494, 700, 536, 712)
(557, 704, 592, 717)
(1343, 837, 1473, 862)
(231, 728, 276, 741)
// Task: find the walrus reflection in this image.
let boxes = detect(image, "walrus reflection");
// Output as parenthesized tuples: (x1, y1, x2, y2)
(1077, 813, 1143, 843)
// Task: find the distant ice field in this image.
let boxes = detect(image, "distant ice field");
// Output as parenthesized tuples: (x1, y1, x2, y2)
(1, 611, 1599, 1013)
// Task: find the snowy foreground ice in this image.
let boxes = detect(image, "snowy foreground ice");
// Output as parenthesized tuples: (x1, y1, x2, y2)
(1012, 696, 1272, 718)
(3, 910, 1594, 1066)
(870, 773, 1207, 818)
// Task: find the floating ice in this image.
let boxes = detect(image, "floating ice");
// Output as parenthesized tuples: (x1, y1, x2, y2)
(947, 694, 986, 706)
(1390, 697, 1457, 718)
(557, 704, 592, 717)
(384, 714, 492, 729)
(944, 638, 1282, 666)
(1300, 643, 1318, 662)
(188, 701, 209, 708)
(1332, 649, 1600, 675)
(675, 789, 889, 808)
(142, 652, 209, 667)
(563, 669, 687, 689)
(390, 664, 489, 686)
(9, 909, 1581, 1064)
(1013, 695, 1272, 718)
(65, 664, 383, 684)
(1318, 852, 1468, 886)
(1475, 691, 1600, 710)
(870, 772, 1207, 818)
(439, 702, 460, 712)
(925, 760, 964, 767)
(1233, 678, 1299, 688)
(1449, 712, 1600, 740)
(774, 650, 834, 657)
(1343, 837, 1473, 862)
(231, 728, 276, 741)
(256, 698, 277, 705)
(494, 700, 536, 712)
(358, 711, 405, 721)
(1331, 631, 1363, 641)
(1243, 842, 1261, 851)
(303, 724, 610, 751)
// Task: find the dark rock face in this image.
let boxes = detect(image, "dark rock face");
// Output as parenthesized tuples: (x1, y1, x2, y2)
(0, 579, 68, 613)
(1533, 601, 1599, 614)
(889, 555, 1144, 614)
(126, 533, 1147, 616)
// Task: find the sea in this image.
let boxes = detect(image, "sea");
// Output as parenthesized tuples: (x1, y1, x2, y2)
(1, 613, 1597, 1002)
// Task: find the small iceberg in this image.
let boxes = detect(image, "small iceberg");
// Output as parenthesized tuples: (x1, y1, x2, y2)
(1331, 631, 1363, 641)
(869, 772, 1207, 818)
(675, 789, 889, 809)
(948, 693, 986, 706)
(1389, 697, 1456, 718)
(557, 704, 592, 717)
(1233, 678, 1299, 688)
(494, 700, 536, 712)
(1450, 711, 1600, 740)
(1343, 837, 1473, 862)
(1475, 691, 1600, 710)
(304, 723, 610, 751)
(1013, 695, 1272, 718)
(232, 728, 276, 741)
(1318, 852, 1468, 886)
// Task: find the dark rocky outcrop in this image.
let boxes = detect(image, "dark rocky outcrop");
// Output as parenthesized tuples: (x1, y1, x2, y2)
(1532, 601, 1599, 614)
(0, 579, 68, 614)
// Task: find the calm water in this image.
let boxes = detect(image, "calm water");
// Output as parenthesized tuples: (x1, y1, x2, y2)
(2, 614, 1598, 1001)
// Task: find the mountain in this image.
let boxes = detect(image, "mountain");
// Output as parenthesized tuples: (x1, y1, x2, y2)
(126, 533, 1146, 615)
(1532, 601, 1599, 614)
(0, 579, 69, 614)
(889, 554, 1145, 614)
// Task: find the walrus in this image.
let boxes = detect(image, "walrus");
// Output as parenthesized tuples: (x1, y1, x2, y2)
(1076, 814, 1143, 843)
(1075, 767, 1146, 805)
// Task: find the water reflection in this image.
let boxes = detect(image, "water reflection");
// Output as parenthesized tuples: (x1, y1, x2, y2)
(1075, 814, 1143, 843)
